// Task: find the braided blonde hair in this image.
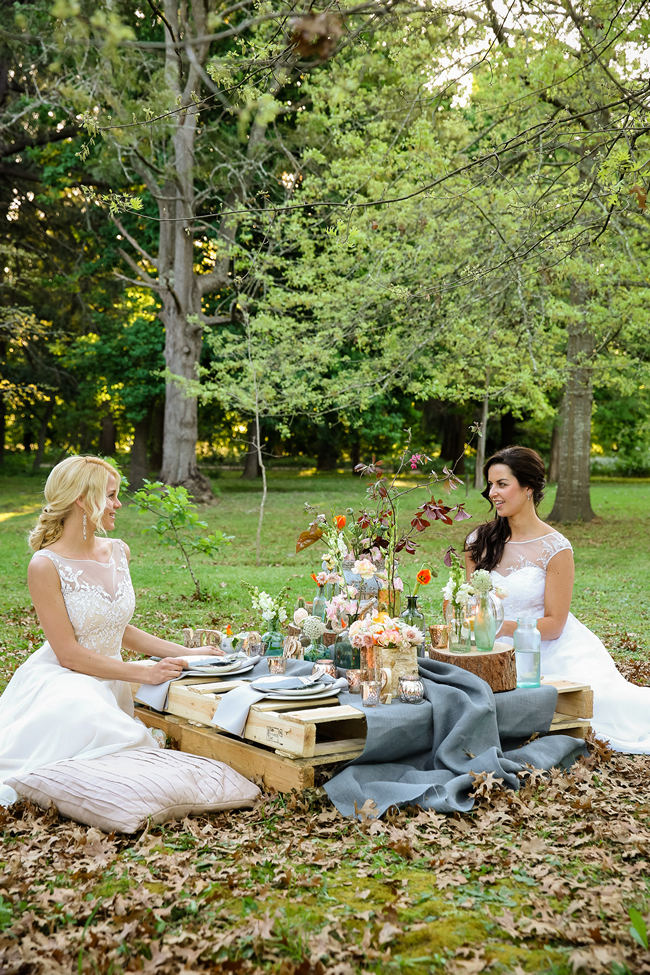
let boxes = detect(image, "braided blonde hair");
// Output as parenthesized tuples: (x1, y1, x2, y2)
(28, 456, 121, 552)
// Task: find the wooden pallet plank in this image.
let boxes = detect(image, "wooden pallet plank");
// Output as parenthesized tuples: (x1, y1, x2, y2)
(543, 679, 594, 718)
(135, 708, 315, 792)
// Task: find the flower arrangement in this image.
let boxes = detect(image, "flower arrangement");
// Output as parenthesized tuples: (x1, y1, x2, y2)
(349, 611, 424, 694)
(297, 614, 328, 661)
(297, 437, 477, 616)
(348, 613, 424, 652)
(248, 586, 288, 631)
(410, 566, 433, 598)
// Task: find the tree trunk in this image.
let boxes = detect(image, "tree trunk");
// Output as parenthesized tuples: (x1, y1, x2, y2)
(549, 314, 596, 522)
(500, 411, 517, 447)
(157, 0, 213, 502)
(548, 415, 562, 484)
(149, 401, 164, 473)
(99, 414, 116, 456)
(0, 393, 4, 467)
(32, 401, 53, 473)
(241, 421, 261, 479)
(129, 416, 150, 490)
(440, 410, 466, 474)
(316, 432, 340, 471)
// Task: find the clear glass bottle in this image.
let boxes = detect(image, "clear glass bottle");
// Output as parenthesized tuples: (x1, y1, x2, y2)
(400, 595, 426, 653)
(514, 618, 541, 687)
(312, 589, 328, 621)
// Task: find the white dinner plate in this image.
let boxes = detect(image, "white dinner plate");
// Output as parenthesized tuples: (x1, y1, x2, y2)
(255, 683, 340, 699)
(185, 661, 255, 678)
(260, 688, 342, 702)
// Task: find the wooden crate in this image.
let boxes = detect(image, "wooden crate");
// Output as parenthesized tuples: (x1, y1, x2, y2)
(544, 679, 594, 738)
(133, 676, 593, 792)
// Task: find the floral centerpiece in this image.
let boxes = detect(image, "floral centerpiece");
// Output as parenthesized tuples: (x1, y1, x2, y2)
(248, 586, 288, 655)
(297, 440, 473, 619)
(441, 551, 506, 652)
(296, 614, 328, 661)
(349, 612, 424, 694)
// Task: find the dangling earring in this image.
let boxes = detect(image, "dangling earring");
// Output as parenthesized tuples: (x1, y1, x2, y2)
(82, 512, 87, 541)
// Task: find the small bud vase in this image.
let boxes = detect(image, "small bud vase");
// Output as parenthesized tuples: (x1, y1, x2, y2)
(333, 631, 360, 670)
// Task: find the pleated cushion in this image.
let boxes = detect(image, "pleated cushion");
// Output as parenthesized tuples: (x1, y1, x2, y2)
(7, 748, 260, 833)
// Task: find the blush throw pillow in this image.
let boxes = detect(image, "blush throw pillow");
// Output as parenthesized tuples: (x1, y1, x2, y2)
(6, 748, 260, 833)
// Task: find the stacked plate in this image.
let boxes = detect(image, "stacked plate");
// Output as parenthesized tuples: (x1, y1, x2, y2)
(183, 653, 255, 678)
(250, 675, 341, 702)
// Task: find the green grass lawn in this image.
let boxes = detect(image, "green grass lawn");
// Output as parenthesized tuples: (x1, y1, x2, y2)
(1, 468, 649, 975)
(1, 469, 648, 690)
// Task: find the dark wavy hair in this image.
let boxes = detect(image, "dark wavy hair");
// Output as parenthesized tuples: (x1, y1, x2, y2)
(465, 446, 546, 571)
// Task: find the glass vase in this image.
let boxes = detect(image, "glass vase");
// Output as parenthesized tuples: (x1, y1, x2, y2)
(400, 595, 426, 653)
(305, 639, 327, 662)
(312, 589, 328, 621)
(473, 592, 505, 652)
(444, 602, 471, 653)
(333, 632, 360, 670)
(262, 629, 284, 657)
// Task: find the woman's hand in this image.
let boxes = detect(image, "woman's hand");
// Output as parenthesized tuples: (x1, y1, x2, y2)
(182, 645, 225, 657)
(141, 658, 188, 685)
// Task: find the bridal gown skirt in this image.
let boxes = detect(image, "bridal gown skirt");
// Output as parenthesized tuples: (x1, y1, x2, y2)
(0, 642, 154, 806)
(540, 613, 650, 754)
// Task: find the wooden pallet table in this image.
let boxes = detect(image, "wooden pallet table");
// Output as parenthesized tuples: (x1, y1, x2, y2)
(134, 676, 367, 792)
(133, 676, 593, 792)
(543, 678, 593, 739)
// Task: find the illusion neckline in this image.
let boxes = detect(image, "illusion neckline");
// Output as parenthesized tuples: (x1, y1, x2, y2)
(41, 541, 116, 566)
(506, 532, 559, 544)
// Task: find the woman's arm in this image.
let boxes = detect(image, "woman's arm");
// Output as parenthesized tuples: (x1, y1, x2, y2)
(28, 557, 186, 685)
(120, 542, 223, 659)
(121, 625, 223, 659)
(497, 549, 574, 640)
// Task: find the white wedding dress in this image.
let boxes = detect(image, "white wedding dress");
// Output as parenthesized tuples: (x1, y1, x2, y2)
(0, 539, 156, 806)
(491, 531, 650, 754)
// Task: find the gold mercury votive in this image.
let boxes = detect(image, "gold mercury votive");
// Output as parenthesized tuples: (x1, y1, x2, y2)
(361, 680, 381, 707)
(346, 669, 362, 694)
(312, 659, 336, 679)
(429, 624, 448, 649)
(267, 656, 287, 675)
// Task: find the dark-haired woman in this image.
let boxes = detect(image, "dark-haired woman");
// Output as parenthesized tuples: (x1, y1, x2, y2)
(465, 445, 650, 754)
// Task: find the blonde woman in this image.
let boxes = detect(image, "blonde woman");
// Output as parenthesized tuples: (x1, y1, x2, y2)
(0, 456, 221, 806)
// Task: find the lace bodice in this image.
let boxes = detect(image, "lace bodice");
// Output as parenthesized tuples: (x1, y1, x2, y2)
(492, 532, 573, 575)
(465, 531, 573, 624)
(32, 539, 135, 656)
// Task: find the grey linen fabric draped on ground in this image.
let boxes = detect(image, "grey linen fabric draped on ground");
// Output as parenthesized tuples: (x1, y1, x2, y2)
(324, 657, 587, 817)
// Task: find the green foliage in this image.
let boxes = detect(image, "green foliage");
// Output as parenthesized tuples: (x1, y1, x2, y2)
(628, 907, 649, 950)
(129, 480, 233, 600)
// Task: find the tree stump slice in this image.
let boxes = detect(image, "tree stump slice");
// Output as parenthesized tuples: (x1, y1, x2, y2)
(428, 641, 517, 693)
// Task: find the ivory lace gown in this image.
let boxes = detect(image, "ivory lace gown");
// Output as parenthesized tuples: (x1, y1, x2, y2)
(491, 531, 650, 754)
(0, 539, 155, 806)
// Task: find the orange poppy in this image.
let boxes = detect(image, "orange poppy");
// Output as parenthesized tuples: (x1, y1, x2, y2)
(334, 515, 346, 530)
(416, 568, 432, 586)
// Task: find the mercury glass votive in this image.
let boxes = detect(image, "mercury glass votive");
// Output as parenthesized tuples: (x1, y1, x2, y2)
(312, 659, 336, 679)
(429, 624, 448, 649)
(361, 680, 381, 707)
(398, 674, 425, 705)
(346, 669, 362, 694)
(267, 655, 287, 675)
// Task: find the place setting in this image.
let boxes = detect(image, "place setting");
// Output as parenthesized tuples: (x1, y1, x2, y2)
(211, 671, 349, 737)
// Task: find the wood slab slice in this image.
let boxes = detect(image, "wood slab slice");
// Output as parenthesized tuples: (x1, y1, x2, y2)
(428, 641, 517, 693)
